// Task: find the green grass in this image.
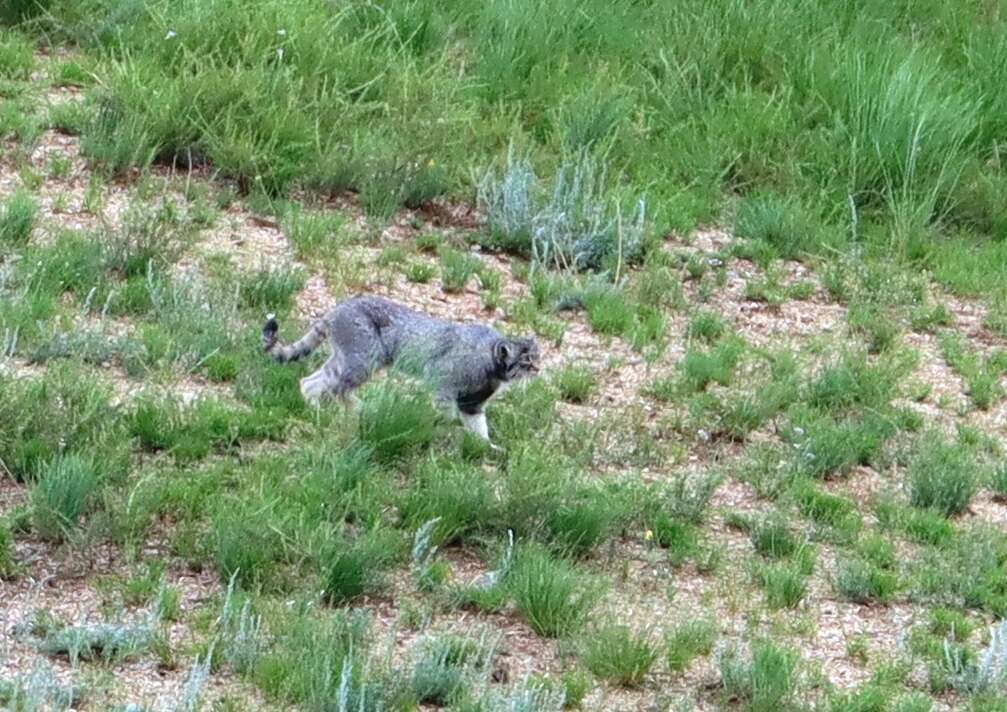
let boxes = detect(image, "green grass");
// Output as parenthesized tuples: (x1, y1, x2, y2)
(835, 559, 899, 605)
(551, 365, 596, 404)
(357, 379, 442, 462)
(666, 619, 717, 673)
(0, 189, 37, 247)
(579, 625, 659, 688)
(8, 4, 1007, 707)
(907, 436, 979, 517)
(30, 455, 101, 543)
(719, 641, 799, 712)
(506, 544, 603, 638)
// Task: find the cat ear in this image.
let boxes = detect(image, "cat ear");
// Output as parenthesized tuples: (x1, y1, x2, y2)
(493, 341, 513, 365)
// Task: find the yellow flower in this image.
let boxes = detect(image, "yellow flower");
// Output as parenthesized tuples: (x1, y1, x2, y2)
(644, 529, 654, 542)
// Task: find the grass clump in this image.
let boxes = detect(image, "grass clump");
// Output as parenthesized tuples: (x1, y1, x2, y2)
(237, 264, 305, 311)
(438, 246, 482, 293)
(408, 634, 483, 706)
(907, 436, 979, 517)
(688, 311, 728, 342)
(252, 608, 370, 708)
(322, 529, 402, 605)
(579, 625, 658, 688)
(506, 544, 603, 638)
(679, 337, 745, 392)
(734, 193, 826, 262)
(666, 619, 718, 673)
(835, 559, 899, 605)
(29, 455, 101, 543)
(749, 517, 799, 559)
(400, 458, 493, 546)
(357, 380, 441, 462)
(552, 365, 596, 404)
(757, 561, 811, 610)
(719, 641, 799, 712)
(0, 189, 37, 247)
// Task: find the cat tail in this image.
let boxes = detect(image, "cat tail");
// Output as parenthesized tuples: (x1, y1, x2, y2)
(262, 314, 327, 363)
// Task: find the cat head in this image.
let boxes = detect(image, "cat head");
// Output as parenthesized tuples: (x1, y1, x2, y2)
(494, 337, 541, 380)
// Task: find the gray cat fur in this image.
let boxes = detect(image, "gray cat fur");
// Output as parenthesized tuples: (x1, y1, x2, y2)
(262, 295, 540, 442)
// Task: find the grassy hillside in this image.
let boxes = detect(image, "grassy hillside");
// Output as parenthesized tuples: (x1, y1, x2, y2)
(8, 1, 1007, 256)
(4, 1, 1007, 711)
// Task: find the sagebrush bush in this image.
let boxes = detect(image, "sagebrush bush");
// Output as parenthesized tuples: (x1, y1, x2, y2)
(479, 147, 647, 271)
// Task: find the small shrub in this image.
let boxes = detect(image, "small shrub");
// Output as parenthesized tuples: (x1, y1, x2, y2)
(666, 619, 717, 673)
(552, 366, 596, 404)
(478, 147, 647, 271)
(835, 559, 898, 604)
(580, 625, 658, 688)
(507, 544, 602, 638)
(30, 455, 101, 543)
(36, 619, 156, 665)
(0, 189, 37, 247)
(908, 437, 979, 517)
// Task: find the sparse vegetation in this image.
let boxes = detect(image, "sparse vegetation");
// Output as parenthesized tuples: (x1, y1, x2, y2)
(4, 4, 1007, 708)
